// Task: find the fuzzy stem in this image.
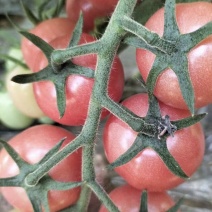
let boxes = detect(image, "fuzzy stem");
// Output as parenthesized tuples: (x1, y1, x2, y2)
(119, 16, 177, 54)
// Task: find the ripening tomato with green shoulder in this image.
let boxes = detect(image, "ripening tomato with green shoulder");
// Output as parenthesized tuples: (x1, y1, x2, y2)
(21, 17, 76, 70)
(32, 33, 124, 126)
(99, 184, 178, 212)
(136, 2, 212, 110)
(6, 66, 45, 118)
(103, 93, 205, 191)
(0, 125, 82, 212)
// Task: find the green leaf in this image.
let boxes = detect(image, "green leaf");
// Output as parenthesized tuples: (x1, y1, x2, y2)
(139, 190, 148, 212)
(19, 31, 54, 60)
(51, 0, 66, 18)
(20, 0, 40, 25)
(172, 113, 206, 130)
(68, 12, 83, 48)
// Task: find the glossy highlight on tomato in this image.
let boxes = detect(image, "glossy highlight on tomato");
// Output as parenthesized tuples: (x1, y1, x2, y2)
(33, 33, 124, 126)
(99, 184, 177, 212)
(103, 93, 205, 191)
(21, 17, 76, 70)
(0, 125, 82, 212)
(136, 2, 212, 110)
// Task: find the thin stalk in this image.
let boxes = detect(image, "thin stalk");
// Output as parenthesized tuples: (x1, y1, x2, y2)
(118, 16, 177, 54)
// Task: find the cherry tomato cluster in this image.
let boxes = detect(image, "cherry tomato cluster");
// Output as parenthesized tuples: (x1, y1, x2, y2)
(0, 0, 211, 211)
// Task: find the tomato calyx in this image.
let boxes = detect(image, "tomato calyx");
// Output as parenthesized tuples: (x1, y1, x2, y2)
(0, 138, 82, 211)
(12, 16, 95, 118)
(122, 0, 212, 114)
(108, 94, 206, 179)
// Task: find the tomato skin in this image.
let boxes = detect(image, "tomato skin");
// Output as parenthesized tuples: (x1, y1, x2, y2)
(66, 0, 118, 32)
(21, 17, 76, 70)
(103, 93, 205, 191)
(136, 2, 212, 110)
(32, 33, 124, 126)
(0, 125, 82, 212)
(6, 66, 45, 118)
(99, 184, 177, 212)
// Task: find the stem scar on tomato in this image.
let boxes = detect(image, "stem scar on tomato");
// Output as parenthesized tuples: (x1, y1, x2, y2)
(157, 115, 177, 139)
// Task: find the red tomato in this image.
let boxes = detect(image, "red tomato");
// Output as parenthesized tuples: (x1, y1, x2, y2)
(136, 2, 212, 110)
(103, 93, 205, 191)
(32, 33, 124, 126)
(0, 125, 82, 212)
(99, 184, 177, 212)
(21, 17, 76, 70)
(66, 0, 118, 32)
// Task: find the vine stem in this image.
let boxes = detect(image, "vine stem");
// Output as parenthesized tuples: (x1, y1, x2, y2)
(25, 0, 155, 211)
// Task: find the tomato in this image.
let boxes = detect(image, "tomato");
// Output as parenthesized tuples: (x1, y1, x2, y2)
(66, 0, 118, 32)
(32, 33, 124, 126)
(103, 93, 205, 191)
(136, 2, 212, 110)
(6, 66, 45, 118)
(0, 125, 82, 212)
(21, 17, 76, 70)
(99, 184, 177, 212)
(5, 48, 23, 71)
(0, 92, 34, 130)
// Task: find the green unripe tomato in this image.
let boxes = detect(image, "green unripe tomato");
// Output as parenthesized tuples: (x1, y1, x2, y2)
(5, 48, 24, 71)
(6, 66, 45, 118)
(0, 92, 34, 130)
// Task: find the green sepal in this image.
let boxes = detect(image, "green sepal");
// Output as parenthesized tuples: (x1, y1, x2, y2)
(19, 31, 54, 61)
(12, 63, 94, 117)
(172, 113, 206, 130)
(163, 0, 180, 40)
(38, 138, 66, 165)
(150, 136, 188, 178)
(126, 0, 212, 114)
(107, 133, 146, 170)
(181, 22, 212, 52)
(0, 139, 28, 168)
(108, 133, 188, 179)
(20, 0, 40, 25)
(166, 198, 184, 212)
(0, 138, 83, 212)
(68, 12, 83, 48)
(0, 176, 20, 187)
(139, 190, 148, 212)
